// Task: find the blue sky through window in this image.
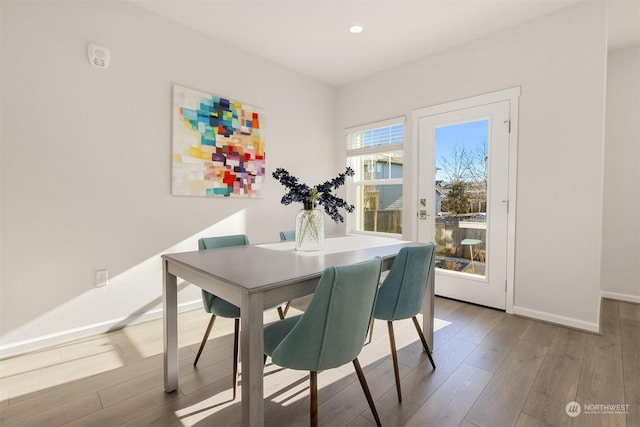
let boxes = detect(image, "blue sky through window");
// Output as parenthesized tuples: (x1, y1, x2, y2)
(435, 119, 488, 182)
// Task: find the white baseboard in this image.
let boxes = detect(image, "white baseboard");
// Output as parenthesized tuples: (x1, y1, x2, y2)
(512, 305, 600, 333)
(601, 291, 640, 304)
(0, 300, 202, 359)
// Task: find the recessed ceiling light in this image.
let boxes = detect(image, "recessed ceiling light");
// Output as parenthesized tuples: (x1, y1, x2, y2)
(349, 24, 364, 34)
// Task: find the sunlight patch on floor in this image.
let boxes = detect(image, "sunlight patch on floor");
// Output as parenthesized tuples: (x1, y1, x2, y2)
(433, 317, 452, 332)
(175, 388, 236, 426)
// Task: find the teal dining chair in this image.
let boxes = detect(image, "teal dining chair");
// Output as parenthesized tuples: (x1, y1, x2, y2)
(369, 243, 437, 402)
(279, 230, 295, 241)
(263, 258, 383, 427)
(194, 234, 286, 400)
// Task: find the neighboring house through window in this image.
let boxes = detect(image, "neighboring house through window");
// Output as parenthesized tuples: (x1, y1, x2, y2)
(345, 118, 404, 236)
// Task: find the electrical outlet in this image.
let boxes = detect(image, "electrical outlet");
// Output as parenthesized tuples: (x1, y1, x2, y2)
(95, 269, 108, 287)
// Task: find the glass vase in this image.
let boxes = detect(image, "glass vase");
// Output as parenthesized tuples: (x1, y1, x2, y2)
(295, 204, 324, 251)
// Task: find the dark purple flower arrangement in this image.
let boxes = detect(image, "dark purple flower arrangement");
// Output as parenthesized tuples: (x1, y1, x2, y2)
(272, 167, 356, 223)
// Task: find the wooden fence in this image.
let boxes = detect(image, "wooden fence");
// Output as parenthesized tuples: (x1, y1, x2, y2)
(363, 210, 402, 234)
(435, 215, 486, 258)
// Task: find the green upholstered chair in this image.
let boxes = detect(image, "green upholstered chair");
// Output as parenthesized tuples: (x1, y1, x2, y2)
(279, 230, 296, 241)
(369, 243, 436, 402)
(194, 234, 285, 400)
(264, 257, 384, 427)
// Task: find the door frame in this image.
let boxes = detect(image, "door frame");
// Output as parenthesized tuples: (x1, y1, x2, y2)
(411, 87, 520, 314)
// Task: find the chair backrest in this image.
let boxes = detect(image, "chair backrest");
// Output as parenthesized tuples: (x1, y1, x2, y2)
(198, 234, 250, 250)
(197, 234, 250, 311)
(373, 243, 435, 321)
(279, 230, 295, 241)
(271, 257, 383, 371)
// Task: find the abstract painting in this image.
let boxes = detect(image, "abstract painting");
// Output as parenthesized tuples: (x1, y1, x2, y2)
(172, 85, 265, 197)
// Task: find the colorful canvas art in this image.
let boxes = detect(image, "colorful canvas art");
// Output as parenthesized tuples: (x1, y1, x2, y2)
(172, 85, 265, 197)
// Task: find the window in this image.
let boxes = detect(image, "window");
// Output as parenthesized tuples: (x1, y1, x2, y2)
(346, 119, 404, 236)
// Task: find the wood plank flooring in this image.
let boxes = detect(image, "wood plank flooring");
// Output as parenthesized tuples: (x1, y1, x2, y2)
(0, 297, 637, 426)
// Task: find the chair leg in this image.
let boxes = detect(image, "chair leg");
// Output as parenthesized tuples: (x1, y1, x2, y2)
(412, 316, 436, 369)
(283, 300, 292, 317)
(367, 318, 374, 344)
(387, 321, 403, 402)
(232, 318, 240, 400)
(353, 358, 382, 427)
(194, 314, 217, 366)
(310, 371, 318, 427)
(277, 306, 285, 320)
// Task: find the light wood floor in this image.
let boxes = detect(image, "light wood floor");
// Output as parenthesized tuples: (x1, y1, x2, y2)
(1, 297, 637, 426)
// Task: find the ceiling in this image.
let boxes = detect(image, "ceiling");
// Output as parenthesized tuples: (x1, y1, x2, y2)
(131, 0, 640, 86)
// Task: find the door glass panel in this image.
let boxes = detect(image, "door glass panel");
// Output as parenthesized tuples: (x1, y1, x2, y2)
(435, 120, 488, 277)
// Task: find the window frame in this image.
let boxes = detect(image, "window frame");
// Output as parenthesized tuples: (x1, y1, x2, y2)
(345, 117, 405, 237)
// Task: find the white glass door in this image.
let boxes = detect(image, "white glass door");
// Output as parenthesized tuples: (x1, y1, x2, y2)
(417, 101, 510, 309)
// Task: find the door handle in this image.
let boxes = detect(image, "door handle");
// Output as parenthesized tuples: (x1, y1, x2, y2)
(419, 198, 428, 220)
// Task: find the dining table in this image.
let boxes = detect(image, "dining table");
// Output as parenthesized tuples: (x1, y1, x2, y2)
(162, 234, 435, 426)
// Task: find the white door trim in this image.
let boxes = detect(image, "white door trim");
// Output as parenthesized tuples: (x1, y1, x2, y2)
(411, 87, 520, 314)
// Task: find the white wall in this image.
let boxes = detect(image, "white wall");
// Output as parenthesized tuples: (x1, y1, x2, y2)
(336, 2, 607, 331)
(0, 1, 338, 356)
(601, 46, 640, 302)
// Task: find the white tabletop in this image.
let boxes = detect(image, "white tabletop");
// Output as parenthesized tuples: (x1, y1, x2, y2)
(162, 235, 414, 292)
(258, 234, 409, 254)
